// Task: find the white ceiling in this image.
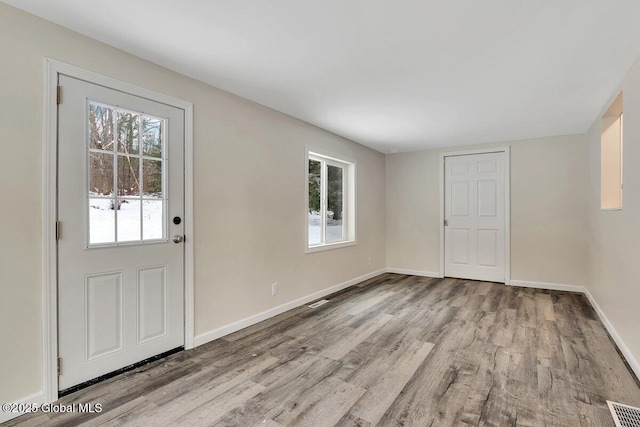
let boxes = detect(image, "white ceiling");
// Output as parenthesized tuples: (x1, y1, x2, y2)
(6, 0, 640, 152)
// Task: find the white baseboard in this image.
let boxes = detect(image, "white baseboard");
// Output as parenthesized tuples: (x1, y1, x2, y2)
(584, 289, 640, 381)
(0, 391, 44, 424)
(509, 279, 585, 293)
(386, 268, 442, 278)
(193, 269, 386, 347)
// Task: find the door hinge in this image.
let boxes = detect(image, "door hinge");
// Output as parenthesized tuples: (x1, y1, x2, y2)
(56, 221, 61, 240)
(444, 219, 449, 226)
(57, 357, 62, 376)
(56, 86, 61, 105)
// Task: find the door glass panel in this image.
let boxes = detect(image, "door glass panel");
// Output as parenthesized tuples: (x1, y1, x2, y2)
(142, 159, 163, 197)
(142, 117, 162, 157)
(143, 200, 163, 240)
(326, 165, 344, 241)
(89, 152, 114, 196)
(308, 159, 321, 245)
(117, 199, 141, 242)
(89, 198, 115, 244)
(87, 101, 167, 246)
(117, 111, 139, 154)
(89, 104, 114, 151)
(117, 155, 140, 197)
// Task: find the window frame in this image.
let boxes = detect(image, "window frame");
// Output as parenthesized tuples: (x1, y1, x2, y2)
(85, 100, 169, 248)
(600, 91, 624, 211)
(305, 150, 356, 253)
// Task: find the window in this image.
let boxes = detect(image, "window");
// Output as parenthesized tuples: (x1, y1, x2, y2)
(88, 101, 166, 246)
(307, 151, 356, 251)
(601, 92, 623, 210)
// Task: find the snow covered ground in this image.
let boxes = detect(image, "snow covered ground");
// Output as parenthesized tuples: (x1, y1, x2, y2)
(89, 196, 163, 244)
(308, 211, 343, 244)
(90, 202, 340, 246)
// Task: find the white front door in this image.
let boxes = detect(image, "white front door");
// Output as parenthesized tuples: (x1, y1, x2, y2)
(57, 75, 185, 390)
(444, 152, 506, 283)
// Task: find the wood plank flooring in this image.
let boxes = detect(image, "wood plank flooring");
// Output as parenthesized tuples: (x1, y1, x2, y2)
(6, 273, 640, 426)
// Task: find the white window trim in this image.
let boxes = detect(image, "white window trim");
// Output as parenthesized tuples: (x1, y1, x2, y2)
(305, 149, 356, 253)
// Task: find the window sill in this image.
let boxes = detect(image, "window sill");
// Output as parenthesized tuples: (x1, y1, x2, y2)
(601, 207, 623, 211)
(306, 240, 356, 253)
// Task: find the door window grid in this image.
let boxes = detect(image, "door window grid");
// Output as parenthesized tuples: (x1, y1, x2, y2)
(87, 101, 167, 246)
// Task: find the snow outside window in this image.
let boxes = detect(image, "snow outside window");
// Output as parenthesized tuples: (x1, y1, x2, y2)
(87, 101, 166, 246)
(307, 151, 356, 252)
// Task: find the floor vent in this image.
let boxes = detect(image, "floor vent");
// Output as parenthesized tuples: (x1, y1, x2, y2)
(608, 401, 640, 427)
(308, 299, 329, 308)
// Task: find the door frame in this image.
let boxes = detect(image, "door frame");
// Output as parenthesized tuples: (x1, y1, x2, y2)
(41, 58, 195, 403)
(438, 146, 511, 284)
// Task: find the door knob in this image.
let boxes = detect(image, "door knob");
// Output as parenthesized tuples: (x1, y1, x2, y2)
(172, 234, 184, 243)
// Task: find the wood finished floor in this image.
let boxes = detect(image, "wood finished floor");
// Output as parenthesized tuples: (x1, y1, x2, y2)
(6, 273, 640, 427)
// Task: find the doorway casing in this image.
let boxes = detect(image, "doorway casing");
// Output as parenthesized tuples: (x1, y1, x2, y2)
(41, 58, 195, 404)
(438, 146, 511, 284)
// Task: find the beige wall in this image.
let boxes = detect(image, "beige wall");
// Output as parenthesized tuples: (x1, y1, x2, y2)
(587, 56, 640, 374)
(386, 134, 589, 286)
(0, 3, 386, 404)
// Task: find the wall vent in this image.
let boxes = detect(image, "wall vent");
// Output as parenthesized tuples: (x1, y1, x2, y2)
(308, 299, 329, 309)
(608, 401, 640, 427)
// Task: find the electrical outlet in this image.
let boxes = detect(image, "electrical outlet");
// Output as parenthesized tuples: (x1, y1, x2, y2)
(271, 282, 278, 296)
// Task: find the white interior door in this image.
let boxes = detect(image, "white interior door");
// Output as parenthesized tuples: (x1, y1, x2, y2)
(444, 152, 506, 283)
(57, 75, 185, 390)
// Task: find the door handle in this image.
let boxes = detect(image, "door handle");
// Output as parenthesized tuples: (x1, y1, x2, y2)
(172, 235, 184, 243)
